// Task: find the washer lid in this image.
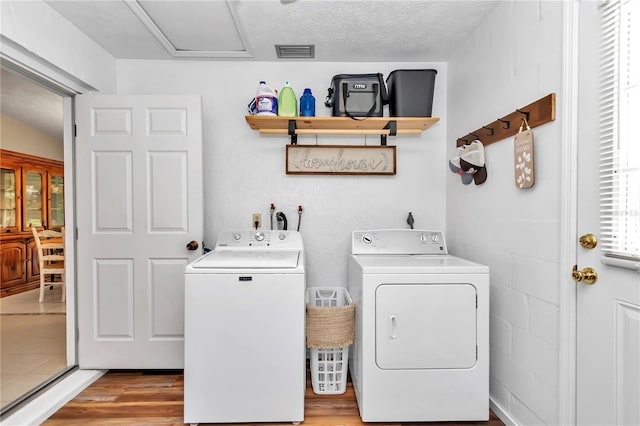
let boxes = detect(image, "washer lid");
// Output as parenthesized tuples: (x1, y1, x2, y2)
(190, 250, 300, 269)
(352, 254, 489, 274)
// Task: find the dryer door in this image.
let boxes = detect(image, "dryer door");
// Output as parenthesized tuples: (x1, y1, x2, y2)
(375, 283, 477, 369)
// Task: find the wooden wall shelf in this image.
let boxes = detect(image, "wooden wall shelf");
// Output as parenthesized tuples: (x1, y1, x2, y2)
(245, 116, 440, 145)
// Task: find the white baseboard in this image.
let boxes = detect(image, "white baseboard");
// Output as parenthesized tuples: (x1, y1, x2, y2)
(2, 369, 106, 426)
(490, 396, 518, 426)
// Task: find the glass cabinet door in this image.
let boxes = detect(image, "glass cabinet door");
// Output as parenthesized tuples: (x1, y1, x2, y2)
(0, 166, 21, 232)
(23, 169, 45, 229)
(49, 170, 64, 228)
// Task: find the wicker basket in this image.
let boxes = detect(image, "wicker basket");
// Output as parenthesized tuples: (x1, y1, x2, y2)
(306, 287, 355, 395)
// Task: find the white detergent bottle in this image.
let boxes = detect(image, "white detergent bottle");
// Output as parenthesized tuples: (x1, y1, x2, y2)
(278, 81, 297, 117)
(255, 81, 278, 116)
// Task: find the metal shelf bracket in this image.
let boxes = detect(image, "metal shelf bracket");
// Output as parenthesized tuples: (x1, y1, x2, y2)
(288, 120, 297, 145)
(381, 120, 397, 145)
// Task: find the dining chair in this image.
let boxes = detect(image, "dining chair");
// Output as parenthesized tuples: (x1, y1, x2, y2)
(31, 227, 65, 303)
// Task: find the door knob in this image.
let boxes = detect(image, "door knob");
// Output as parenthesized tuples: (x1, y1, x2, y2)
(186, 240, 199, 251)
(572, 265, 598, 284)
(579, 233, 598, 249)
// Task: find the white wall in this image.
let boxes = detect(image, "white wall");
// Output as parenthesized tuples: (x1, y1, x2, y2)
(1, 114, 64, 161)
(0, 0, 116, 92)
(447, 2, 564, 424)
(117, 60, 447, 287)
(1, 2, 572, 423)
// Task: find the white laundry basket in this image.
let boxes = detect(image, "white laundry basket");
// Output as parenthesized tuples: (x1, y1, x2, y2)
(305, 287, 355, 395)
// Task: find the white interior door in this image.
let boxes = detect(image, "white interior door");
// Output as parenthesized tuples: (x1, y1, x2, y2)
(75, 94, 203, 368)
(576, 3, 640, 424)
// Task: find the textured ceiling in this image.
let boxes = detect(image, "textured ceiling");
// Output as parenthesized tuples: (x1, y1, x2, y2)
(231, 0, 499, 61)
(44, 0, 500, 61)
(2, 0, 500, 140)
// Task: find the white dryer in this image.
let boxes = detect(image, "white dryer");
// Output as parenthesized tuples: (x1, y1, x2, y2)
(184, 230, 305, 424)
(348, 229, 489, 422)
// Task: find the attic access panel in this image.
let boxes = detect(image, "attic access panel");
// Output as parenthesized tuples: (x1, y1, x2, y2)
(133, 1, 250, 58)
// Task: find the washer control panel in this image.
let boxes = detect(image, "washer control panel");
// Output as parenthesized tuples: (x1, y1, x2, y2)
(216, 230, 301, 249)
(352, 229, 447, 255)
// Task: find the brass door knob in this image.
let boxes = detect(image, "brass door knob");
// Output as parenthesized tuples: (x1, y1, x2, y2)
(579, 233, 598, 249)
(572, 265, 598, 284)
(186, 240, 199, 251)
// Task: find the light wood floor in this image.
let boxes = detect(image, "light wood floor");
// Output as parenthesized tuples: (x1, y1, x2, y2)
(43, 369, 505, 425)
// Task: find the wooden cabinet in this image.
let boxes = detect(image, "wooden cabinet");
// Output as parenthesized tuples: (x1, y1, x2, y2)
(0, 241, 26, 287)
(26, 239, 40, 282)
(22, 165, 48, 229)
(0, 150, 64, 297)
(0, 164, 21, 233)
(48, 168, 65, 229)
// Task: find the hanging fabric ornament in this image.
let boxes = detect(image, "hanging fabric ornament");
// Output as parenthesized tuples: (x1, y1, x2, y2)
(514, 118, 535, 188)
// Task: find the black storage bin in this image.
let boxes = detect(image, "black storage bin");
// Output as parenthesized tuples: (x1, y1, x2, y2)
(386, 69, 437, 117)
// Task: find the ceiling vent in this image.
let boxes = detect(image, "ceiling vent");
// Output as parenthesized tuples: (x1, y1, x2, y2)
(275, 45, 315, 59)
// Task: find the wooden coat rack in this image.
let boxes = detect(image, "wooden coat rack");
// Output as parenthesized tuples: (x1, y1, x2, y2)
(456, 93, 555, 147)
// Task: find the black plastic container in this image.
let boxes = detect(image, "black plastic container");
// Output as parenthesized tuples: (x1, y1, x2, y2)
(386, 69, 437, 117)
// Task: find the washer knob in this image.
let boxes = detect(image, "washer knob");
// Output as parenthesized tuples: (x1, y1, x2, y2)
(255, 231, 265, 241)
(279, 232, 287, 241)
(362, 234, 374, 245)
(233, 233, 242, 241)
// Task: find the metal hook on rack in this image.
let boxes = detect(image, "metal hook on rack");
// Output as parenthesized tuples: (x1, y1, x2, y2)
(498, 118, 510, 129)
(482, 125, 495, 136)
(470, 132, 480, 141)
(516, 108, 530, 121)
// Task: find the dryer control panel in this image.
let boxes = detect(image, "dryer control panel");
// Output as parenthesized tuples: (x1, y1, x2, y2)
(352, 229, 447, 255)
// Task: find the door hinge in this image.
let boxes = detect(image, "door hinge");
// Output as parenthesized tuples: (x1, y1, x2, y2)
(476, 294, 478, 308)
(75, 227, 78, 240)
(76, 328, 79, 342)
(74, 124, 77, 137)
(476, 345, 478, 360)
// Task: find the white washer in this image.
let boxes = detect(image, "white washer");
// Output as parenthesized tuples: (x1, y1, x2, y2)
(348, 229, 489, 422)
(184, 230, 305, 424)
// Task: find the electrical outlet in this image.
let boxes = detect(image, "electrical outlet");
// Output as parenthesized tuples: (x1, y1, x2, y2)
(252, 213, 262, 229)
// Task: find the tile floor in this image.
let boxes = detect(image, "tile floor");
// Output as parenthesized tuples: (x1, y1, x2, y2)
(1, 287, 67, 409)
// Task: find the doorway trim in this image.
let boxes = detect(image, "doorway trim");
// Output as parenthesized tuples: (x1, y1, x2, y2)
(1, 50, 77, 366)
(1, 35, 104, 424)
(1, 35, 96, 95)
(558, 1, 579, 425)
(2, 33, 87, 364)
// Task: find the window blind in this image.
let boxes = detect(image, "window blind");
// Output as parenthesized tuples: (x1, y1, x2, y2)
(599, 0, 640, 266)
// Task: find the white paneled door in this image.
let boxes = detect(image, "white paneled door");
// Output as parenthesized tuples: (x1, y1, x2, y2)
(75, 95, 203, 368)
(576, 3, 640, 424)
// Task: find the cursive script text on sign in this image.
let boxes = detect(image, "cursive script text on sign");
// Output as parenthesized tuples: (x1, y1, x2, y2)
(286, 145, 396, 175)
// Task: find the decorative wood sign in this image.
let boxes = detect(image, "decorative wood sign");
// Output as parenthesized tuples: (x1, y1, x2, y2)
(514, 124, 535, 188)
(286, 145, 396, 175)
